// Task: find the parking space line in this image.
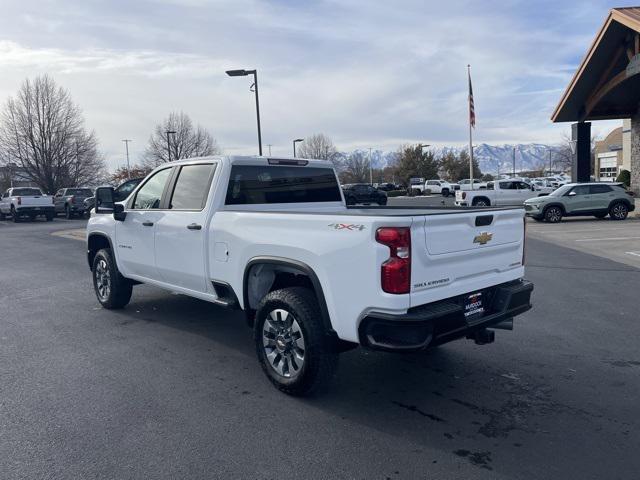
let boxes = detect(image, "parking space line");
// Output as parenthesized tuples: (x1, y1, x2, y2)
(575, 236, 640, 242)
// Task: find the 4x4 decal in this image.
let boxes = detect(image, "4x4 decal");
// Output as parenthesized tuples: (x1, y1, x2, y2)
(328, 223, 366, 231)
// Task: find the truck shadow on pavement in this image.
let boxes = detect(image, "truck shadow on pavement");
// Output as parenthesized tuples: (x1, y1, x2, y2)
(112, 287, 599, 476)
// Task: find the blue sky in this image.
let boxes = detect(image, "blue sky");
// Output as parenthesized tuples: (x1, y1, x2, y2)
(0, 0, 636, 170)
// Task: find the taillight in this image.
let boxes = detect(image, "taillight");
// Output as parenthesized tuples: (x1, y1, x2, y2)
(462, 192, 466, 199)
(376, 227, 411, 294)
(70, 195, 75, 204)
(16, 196, 21, 205)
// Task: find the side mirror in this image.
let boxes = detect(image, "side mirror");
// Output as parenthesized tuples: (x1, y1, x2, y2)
(568, 191, 577, 197)
(113, 203, 126, 222)
(95, 187, 115, 214)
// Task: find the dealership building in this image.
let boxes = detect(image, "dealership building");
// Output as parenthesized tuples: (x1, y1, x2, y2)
(552, 7, 640, 194)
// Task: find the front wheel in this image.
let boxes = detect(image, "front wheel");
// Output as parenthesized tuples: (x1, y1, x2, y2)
(442, 189, 450, 197)
(609, 202, 629, 220)
(544, 206, 563, 223)
(92, 248, 132, 309)
(11, 207, 20, 223)
(254, 287, 338, 396)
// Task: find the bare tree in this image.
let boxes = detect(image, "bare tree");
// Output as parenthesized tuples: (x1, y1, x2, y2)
(143, 112, 221, 167)
(296, 133, 340, 167)
(340, 151, 369, 183)
(0, 75, 106, 193)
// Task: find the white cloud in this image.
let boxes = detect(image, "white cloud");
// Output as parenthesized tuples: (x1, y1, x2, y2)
(0, 0, 619, 170)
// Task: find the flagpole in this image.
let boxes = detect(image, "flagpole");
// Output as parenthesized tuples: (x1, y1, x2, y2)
(468, 65, 474, 190)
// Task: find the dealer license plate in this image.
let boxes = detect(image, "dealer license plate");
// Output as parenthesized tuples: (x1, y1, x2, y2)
(464, 292, 484, 319)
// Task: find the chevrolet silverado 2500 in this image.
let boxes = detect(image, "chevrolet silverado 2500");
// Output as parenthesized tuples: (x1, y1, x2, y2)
(87, 156, 533, 395)
(456, 180, 543, 207)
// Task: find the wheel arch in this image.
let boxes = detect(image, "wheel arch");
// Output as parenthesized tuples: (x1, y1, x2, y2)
(87, 233, 114, 270)
(608, 198, 631, 210)
(471, 196, 491, 206)
(542, 202, 566, 215)
(243, 256, 335, 335)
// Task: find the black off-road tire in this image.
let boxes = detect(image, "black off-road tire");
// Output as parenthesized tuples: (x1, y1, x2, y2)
(609, 202, 629, 221)
(11, 206, 20, 223)
(92, 248, 132, 309)
(473, 198, 490, 207)
(442, 189, 450, 197)
(0, 210, 6, 220)
(544, 205, 563, 223)
(254, 287, 338, 396)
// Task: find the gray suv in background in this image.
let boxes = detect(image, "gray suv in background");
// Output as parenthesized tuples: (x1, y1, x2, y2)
(524, 182, 635, 223)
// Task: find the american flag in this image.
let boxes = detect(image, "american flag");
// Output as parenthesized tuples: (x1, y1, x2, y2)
(468, 66, 476, 128)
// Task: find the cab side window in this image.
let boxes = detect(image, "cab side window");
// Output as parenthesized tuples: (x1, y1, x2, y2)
(132, 168, 172, 209)
(169, 164, 215, 210)
(589, 184, 611, 194)
(499, 181, 515, 189)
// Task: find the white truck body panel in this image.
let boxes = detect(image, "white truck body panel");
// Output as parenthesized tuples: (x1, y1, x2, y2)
(87, 156, 528, 345)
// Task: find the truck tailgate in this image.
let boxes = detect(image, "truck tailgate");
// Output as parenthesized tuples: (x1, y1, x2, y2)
(410, 208, 525, 307)
(19, 195, 51, 207)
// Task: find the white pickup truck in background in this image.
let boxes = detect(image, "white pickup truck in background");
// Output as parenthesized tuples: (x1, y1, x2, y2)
(0, 187, 55, 222)
(456, 179, 544, 207)
(87, 156, 533, 395)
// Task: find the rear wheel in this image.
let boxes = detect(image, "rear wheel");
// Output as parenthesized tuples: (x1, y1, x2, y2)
(92, 248, 132, 309)
(609, 202, 629, 220)
(442, 189, 450, 197)
(254, 287, 338, 396)
(473, 199, 489, 207)
(544, 206, 563, 223)
(11, 206, 20, 223)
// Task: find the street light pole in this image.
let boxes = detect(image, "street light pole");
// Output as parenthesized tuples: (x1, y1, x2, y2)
(226, 69, 263, 156)
(293, 138, 304, 157)
(122, 139, 132, 178)
(165, 130, 176, 162)
(512, 146, 516, 177)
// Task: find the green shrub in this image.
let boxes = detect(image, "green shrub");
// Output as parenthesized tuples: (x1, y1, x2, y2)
(616, 169, 631, 187)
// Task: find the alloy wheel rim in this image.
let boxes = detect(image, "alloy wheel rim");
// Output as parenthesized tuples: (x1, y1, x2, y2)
(95, 259, 111, 301)
(613, 204, 626, 219)
(262, 309, 305, 378)
(547, 208, 560, 222)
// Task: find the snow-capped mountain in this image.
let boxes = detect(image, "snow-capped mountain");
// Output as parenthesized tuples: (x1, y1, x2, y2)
(338, 144, 555, 174)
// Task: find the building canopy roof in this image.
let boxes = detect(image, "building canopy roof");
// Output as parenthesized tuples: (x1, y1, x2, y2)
(552, 7, 640, 122)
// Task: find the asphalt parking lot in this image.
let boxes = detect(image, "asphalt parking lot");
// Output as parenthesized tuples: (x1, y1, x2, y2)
(1, 216, 639, 479)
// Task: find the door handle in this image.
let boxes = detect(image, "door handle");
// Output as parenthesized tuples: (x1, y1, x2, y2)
(187, 223, 202, 230)
(142, 221, 154, 227)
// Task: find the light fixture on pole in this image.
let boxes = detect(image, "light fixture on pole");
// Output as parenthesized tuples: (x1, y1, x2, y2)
(293, 138, 304, 157)
(165, 130, 176, 162)
(226, 69, 263, 156)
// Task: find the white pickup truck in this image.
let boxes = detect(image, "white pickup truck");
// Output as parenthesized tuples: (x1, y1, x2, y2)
(87, 156, 533, 395)
(456, 180, 543, 207)
(0, 187, 55, 222)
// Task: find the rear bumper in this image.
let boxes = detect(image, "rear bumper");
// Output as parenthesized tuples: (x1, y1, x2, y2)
(359, 279, 534, 352)
(15, 206, 55, 214)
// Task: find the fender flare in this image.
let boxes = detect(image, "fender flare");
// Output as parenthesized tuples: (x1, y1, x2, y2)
(243, 256, 335, 335)
(607, 198, 631, 210)
(86, 232, 115, 269)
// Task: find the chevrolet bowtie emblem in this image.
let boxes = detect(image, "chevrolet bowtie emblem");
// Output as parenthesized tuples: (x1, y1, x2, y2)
(473, 232, 493, 245)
